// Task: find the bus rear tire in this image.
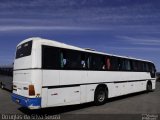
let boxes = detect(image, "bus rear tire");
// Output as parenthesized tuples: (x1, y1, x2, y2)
(94, 86, 108, 105)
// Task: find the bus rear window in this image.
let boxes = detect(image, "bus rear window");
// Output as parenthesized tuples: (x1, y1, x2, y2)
(16, 41, 32, 59)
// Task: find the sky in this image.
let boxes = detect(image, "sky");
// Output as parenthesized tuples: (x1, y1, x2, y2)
(0, 0, 160, 71)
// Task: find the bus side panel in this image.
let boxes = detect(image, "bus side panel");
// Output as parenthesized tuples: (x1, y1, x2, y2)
(107, 83, 115, 98)
(151, 79, 156, 90)
(32, 70, 43, 97)
(41, 88, 48, 108)
(41, 70, 60, 108)
(80, 85, 87, 104)
(42, 70, 60, 86)
(87, 71, 151, 98)
(134, 81, 144, 92)
(59, 70, 82, 85)
(80, 71, 88, 103)
(86, 84, 97, 102)
(122, 83, 130, 95)
(47, 87, 80, 107)
(109, 83, 127, 97)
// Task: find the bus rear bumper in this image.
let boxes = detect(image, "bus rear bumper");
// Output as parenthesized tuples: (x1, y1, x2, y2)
(11, 93, 41, 109)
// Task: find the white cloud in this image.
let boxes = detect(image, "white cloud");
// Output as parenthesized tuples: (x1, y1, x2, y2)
(0, 1, 159, 26)
(107, 46, 160, 52)
(0, 25, 110, 32)
(1, 24, 159, 33)
(117, 36, 160, 46)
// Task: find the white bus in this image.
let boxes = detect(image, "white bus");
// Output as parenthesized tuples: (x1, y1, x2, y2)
(12, 37, 156, 109)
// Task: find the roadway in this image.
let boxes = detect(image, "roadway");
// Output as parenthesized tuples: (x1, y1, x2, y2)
(0, 82, 160, 120)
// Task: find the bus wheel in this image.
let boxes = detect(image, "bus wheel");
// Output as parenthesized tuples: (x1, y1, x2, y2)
(94, 86, 108, 105)
(147, 82, 152, 92)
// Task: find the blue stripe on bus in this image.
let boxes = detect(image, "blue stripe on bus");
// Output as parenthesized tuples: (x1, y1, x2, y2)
(11, 93, 41, 108)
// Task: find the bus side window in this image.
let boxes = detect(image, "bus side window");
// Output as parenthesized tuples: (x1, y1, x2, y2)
(61, 49, 82, 70)
(81, 53, 87, 69)
(119, 58, 123, 70)
(145, 63, 149, 72)
(137, 62, 142, 71)
(89, 54, 104, 70)
(119, 59, 130, 71)
(132, 61, 138, 71)
(142, 63, 145, 72)
(101, 56, 106, 70)
(81, 60, 85, 68)
(105, 57, 111, 70)
(60, 52, 67, 69)
(121, 59, 127, 71)
(125, 60, 131, 71)
(42, 46, 61, 69)
(110, 57, 119, 71)
(99, 56, 105, 70)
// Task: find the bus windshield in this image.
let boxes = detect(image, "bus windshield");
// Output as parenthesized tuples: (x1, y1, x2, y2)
(16, 41, 32, 59)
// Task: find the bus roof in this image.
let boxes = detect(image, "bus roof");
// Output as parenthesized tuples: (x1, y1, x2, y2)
(18, 37, 153, 63)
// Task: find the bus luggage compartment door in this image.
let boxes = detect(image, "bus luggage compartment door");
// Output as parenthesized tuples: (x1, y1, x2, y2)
(47, 86, 80, 107)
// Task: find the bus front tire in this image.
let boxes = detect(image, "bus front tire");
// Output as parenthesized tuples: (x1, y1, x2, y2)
(147, 82, 152, 92)
(94, 86, 108, 105)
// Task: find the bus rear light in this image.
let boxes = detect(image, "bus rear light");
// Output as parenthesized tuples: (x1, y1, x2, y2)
(29, 85, 35, 96)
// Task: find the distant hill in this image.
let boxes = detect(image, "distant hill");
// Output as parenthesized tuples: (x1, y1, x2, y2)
(156, 72, 160, 81)
(0, 64, 13, 68)
(0, 65, 13, 77)
(156, 72, 160, 76)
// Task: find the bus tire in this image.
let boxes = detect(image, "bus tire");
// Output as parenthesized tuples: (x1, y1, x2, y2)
(146, 81, 152, 92)
(94, 86, 108, 105)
